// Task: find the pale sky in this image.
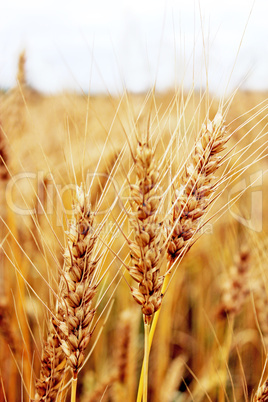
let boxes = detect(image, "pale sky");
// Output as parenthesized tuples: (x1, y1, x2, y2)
(0, 0, 267, 95)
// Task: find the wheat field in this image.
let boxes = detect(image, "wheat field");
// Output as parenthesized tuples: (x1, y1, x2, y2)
(0, 53, 268, 402)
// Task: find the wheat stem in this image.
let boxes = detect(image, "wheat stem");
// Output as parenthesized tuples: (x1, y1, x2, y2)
(137, 271, 171, 402)
(143, 319, 150, 402)
(71, 373, 78, 402)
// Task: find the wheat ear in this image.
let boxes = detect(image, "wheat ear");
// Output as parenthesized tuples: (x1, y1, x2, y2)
(54, 185, 100, 401)
(127, 139, 164, 401)
(128, 140, 163, 323)
(167, 112, 229, 262)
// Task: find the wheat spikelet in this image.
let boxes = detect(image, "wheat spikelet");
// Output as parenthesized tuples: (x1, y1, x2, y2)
(127, 140, 164, 325)
(167, 112, 229, 262)
(254, 379, 268, 401)
(34, 323, 67, 401)
(217, 247, 250, 318)
(55, 185, 99, 374)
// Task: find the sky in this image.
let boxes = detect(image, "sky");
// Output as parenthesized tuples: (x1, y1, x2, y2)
(0, 0, 267, 95)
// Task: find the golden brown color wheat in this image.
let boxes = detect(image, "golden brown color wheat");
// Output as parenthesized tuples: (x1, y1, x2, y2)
(55, 186, 99, 373)
(127, 140, 164, 324)
(167, 113, 229, 263)
(35, 322, 67, 401)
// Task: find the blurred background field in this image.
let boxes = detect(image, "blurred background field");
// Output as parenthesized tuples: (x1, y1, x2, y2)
(0, 60, 268, 400)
